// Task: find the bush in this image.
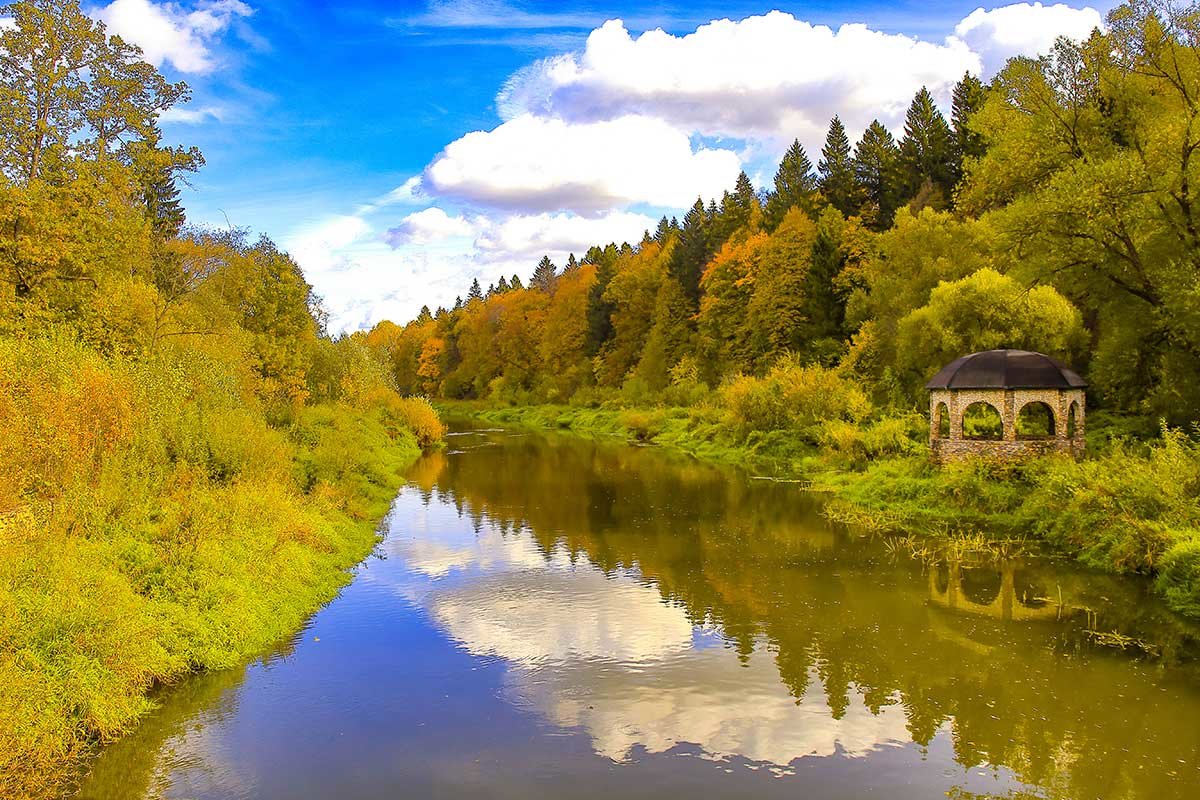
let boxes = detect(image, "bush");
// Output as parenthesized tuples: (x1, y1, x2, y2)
(390, 397, 446, 451)
(718, 356, 871, 440)
(1156, 537, 1200, 618)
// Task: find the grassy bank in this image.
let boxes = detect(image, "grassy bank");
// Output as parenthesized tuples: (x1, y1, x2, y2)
(447, 400, 1200, 620)
(0, 337, 442, 799)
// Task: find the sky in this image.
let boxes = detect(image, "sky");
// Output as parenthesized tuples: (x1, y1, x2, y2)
(83, 0, 1116, 331)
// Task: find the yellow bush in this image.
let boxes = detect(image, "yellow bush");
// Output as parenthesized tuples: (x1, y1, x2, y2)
(718, 355, 872, 440)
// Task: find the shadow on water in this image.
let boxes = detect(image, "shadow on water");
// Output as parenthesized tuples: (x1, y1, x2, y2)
(76, 425, 1200, 799)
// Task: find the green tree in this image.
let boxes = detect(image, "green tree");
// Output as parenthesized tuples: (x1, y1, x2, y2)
(895, 268, 1084, 385)
(852, 121, 901, 231)
(530, 255, 558, 294)
(764, 139, 819, 229)
(896, 87, 956, 207)
(818, 116, 862, 216)
(950, 72, 988, 186)
(667, 198, 713, 310)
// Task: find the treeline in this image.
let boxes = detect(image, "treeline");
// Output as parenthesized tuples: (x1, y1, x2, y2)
(371, 0, 1200, 428)
(0, 2, 440, 796)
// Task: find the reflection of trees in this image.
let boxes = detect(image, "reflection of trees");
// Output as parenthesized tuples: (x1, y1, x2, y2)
(411, 430, 1200, 800)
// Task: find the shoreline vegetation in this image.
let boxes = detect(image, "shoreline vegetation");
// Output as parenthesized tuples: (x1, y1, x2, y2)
(444, 400, 1200, 621)
(0, 4, 447, 795)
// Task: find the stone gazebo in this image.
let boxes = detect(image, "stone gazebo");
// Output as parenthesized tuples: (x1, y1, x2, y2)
(926, 350, 1086, 463)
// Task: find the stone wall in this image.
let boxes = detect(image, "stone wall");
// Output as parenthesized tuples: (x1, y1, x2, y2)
(928, 387, 1086, 464)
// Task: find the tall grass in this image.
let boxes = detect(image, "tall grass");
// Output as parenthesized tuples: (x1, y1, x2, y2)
(0, 336, 436, 798)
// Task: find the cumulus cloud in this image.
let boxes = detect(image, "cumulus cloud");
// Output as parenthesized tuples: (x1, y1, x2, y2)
(496, 5, 1106, 149)
(497, 13, 978, 147)
(385, 207, 477, 246)
(426, 114, 741, 213)
(954, 3, 1105, 75)
(94, 0, 253, 73)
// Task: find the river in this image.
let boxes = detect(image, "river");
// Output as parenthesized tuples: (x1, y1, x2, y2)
(75, 425, 1200, 799)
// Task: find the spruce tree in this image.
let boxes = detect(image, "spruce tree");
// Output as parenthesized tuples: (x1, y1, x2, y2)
(818, 116, 862, 217)
(496, 275, 510, 293)
(896, 87, 956, 206)
(853, 120, 900, 231)
(467, 278, 483, 302)
(565, 253, 580, 272)
(454, 296, 463, 310)
(950, 72, 988, 186)
(530, 255, 558, 293)
(654, 216, 673, 243)
(764, 139, 819, 230)
(667, 198, 713, 310)
(510, 274, 523, 290)
(143, 169, 186, 238)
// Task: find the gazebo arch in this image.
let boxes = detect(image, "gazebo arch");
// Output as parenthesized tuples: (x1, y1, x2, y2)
(926, 350, 1086, 463)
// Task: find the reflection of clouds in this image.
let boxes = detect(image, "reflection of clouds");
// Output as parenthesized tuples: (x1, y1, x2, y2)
(512, 649, 909, 767)
(431, 567, 695, 665)
(385, 487, 910, 769)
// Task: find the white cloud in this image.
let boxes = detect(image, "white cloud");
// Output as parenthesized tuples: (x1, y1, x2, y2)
(497, 13, 980, 147)
(385, 207, 477, 246)
(426, 113, 741, 213)
(159, 104, 225, 124)
(94, 0, 253, 74)
(472, 210, 655, 261)
(954, 3, 1105, 75)
(497, 5, 1106, 150)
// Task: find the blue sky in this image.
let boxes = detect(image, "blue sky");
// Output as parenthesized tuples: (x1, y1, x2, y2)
(87, 1, 1116, 330)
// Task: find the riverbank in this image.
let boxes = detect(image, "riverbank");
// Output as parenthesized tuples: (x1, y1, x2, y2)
(444, 401, 1200, 620)
(0, 337, 444, 800)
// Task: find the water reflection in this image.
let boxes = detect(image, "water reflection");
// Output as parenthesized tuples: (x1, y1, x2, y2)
(402, 428, 1200, 798)
(77, 426, 1200, 800)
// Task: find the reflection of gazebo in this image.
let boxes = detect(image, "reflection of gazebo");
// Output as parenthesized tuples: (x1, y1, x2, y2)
(926, 350, 1086, 463)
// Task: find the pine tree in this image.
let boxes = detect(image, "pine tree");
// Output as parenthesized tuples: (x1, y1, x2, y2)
(467, 278, 482, 302)
(496, 275, 511, 293)
(950, 72, 988, 186)
(667, 198, 713, 309)
(530, 255, 557, 293)
(417, 305, 433, 322)
(143, 169, 186, 238)
(818, 116, 863, 217)
(510, 274, 523, 290)
(853, 120, 901, 231)
(654, 216, 673, 243)
(802, 208, 849, 346)
(454, 296, 463, 310)
(896, 87, 956, 206)
(565, 253, 580, 272)
(764, 139, 819, 230)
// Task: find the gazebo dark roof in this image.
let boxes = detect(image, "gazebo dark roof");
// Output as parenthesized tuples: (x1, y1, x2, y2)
(925, 350, 1087, 390)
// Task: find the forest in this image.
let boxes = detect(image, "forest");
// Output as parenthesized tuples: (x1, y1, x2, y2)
(3, 0, 1200, 797)
(0, 1, 443, 796)
(368, 1, 1200, 614)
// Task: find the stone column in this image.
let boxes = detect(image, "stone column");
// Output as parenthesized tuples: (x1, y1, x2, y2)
(1002, 389, 1017, 442)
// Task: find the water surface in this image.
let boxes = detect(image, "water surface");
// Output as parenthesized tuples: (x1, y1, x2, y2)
(78, 427, 1200, 799)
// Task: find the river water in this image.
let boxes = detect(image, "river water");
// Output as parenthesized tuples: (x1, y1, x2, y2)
(76, 426, 1200, 799)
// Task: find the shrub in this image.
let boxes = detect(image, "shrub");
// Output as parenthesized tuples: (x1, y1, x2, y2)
(718, 356, 871, 440)
(1157, 537, 1200, 618)
(391, 397, 446, 451)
